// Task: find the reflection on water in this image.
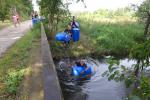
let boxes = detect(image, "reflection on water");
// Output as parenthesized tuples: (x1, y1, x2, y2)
(55, 57, 135, 100)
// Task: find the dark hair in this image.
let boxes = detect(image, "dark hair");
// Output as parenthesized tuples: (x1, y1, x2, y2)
(82, 63, 87, 68)
(75, 61, 81, 66)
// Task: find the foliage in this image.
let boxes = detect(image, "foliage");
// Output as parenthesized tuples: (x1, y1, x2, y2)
(0, 0, 10, 22)
(102, 58, 135, 87)
(137, 76, 150, 100)
(0, 0, 32, 22)
(79, 13, 143, 56)
(135, 0, 150, 35)
(129, 39, 150, 67)
(39, 0, 71, 33)
(5, 69, 25, 94)
(39, 0, 85, 34)
(0, 24, 40, 96)
(103, 39, 150, 99)
(93, 7, 134, 18)
(135, 0, 150, 21)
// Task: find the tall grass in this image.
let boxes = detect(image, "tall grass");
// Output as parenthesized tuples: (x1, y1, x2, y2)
(79, 13, 144, 56)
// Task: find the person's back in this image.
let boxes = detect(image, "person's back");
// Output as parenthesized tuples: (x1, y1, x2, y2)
(34, 11, 38, 18)
(16, 13, 20, 25)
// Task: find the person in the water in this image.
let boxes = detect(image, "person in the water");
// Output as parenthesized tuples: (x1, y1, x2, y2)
(75, 60, 90, 75)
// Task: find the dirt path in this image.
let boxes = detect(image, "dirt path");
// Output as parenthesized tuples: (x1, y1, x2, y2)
(0, 20, 31, 57)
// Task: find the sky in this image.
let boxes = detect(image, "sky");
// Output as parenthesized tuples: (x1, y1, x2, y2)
(68, 0, 144, 12)
(32, 0, 39, 12)
(32, 0, 144, 12)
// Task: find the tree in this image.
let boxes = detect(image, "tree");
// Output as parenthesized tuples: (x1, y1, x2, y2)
(9, 0, 32, 18)
(0, 0, 32, 22)
(0, 0, 9, 22)
(39, 0, 84, 34)
(39, 0, 71, 33)
(136, 0, 150, 36)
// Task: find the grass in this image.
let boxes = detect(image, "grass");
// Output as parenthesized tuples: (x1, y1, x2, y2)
(78, 14, 144, 56)
(0, 24, 40, 98)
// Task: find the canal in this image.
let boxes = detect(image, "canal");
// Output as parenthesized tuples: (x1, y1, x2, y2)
(54, 57, 136, 100)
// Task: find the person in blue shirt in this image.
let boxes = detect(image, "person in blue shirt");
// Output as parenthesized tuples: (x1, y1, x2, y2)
(63, 24, 72, 48)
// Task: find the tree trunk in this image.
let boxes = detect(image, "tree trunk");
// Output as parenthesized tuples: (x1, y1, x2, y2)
(144, 16, 150, 36)
(146, 56, 149, 65)
(134, 60, 140, 89)
(2, 18, 5, 23)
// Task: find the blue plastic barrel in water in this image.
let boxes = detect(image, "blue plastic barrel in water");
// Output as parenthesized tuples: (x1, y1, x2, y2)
(55, 32, 71, 42)
(72, 28, 80, 42)
(71, 65, 92, 78)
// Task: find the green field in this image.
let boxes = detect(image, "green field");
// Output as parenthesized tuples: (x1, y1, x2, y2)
(78, 13, 144, 56)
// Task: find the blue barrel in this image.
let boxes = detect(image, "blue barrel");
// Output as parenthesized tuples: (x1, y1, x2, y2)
(71, 65, 92, 78)
(72, 28, 80, 42)
(32, 18, 38, 25)
(55, 32, 71, 42)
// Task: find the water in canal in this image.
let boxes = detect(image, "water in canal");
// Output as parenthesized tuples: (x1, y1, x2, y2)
(55, 57, 136, 100)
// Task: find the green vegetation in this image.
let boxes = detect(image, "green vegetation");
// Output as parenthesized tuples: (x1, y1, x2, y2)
(42, 2, 146, 58)
(103, 39, 150, 99)
(0, 0, 32, 22)
(98, 1, 150, 98)
(40, 0, 150, 99)
(0, 24, 40, 97)
(135, 0, 150, 36)
(79, 12, 144, 56)
(39, 0, 70, 33)
(39, 0, 85, 33)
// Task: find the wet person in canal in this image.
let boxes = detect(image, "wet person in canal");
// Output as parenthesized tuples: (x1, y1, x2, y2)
(75, 60, 91, 78)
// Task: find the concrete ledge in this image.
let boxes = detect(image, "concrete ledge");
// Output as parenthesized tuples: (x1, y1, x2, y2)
(41, 23, 63, 100)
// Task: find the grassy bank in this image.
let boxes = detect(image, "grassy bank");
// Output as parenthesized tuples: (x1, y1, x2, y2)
(0, 24, 40, 98)
(45, 11, 145, 59)
(44, 21, 94, 59)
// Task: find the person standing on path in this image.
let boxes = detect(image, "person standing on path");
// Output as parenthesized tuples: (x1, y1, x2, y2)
(16, 12, 21, 26)
(12, 14, 18, 27)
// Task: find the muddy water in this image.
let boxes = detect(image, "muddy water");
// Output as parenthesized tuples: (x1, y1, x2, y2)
(55, 57, 136, 100)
